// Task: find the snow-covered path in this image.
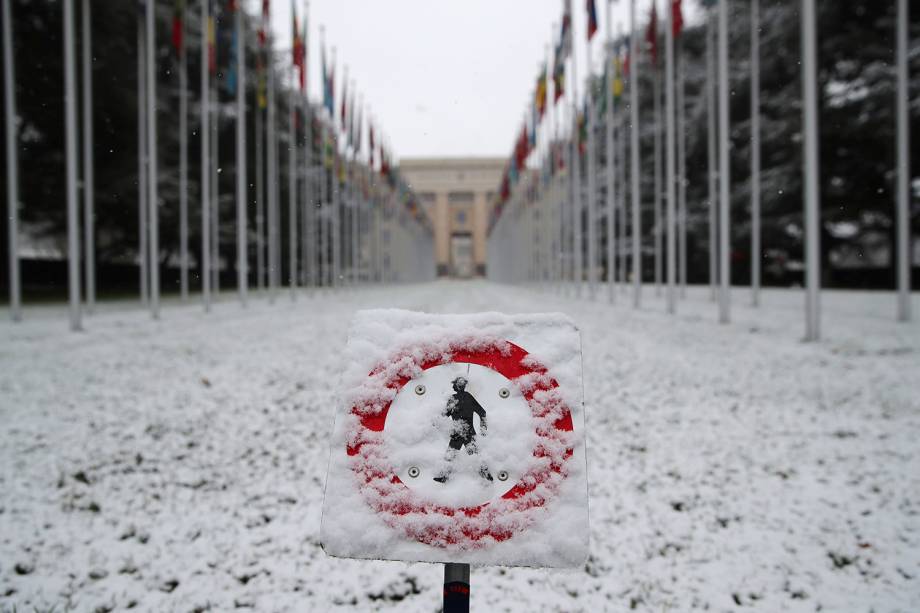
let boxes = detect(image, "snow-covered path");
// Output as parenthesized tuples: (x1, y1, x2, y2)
(1, 281, 918, 612)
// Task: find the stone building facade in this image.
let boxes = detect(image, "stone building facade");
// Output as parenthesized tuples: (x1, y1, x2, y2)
(399, 157, 505, 277)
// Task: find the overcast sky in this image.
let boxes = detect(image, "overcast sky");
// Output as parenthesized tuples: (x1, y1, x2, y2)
(260, 1, 701, 161)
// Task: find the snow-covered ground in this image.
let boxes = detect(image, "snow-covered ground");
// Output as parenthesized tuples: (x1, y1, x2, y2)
(1, 281, 918, 612)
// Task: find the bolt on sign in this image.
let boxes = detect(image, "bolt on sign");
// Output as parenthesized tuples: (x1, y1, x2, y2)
(320, 310, 589, 567)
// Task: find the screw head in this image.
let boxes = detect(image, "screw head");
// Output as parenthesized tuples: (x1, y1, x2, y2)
(407, 466, 420, 478)
(414, 384, 426, 396)
(497, 470, 509, 481)
(498, 388, 510, 399)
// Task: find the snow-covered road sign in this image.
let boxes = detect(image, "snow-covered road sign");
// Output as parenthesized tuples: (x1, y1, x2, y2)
(320, 310, 588, 567)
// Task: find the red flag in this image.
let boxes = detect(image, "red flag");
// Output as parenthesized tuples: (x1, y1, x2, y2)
(672, 0, 683, 37)
(259, 1, 269, 46)
(645, 3, 658, 64)
(623, 50, 631, 77)
(292, 3, 305, 88)
(172, 1, 185, 55)
(586, 0, 598, 41)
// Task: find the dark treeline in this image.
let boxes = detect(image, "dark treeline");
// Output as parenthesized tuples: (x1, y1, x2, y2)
(0, 0, 319, 298)
(599, 0, 919, 289)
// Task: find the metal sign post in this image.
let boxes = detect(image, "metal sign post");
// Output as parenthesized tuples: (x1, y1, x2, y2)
(443, 563, 470, 613)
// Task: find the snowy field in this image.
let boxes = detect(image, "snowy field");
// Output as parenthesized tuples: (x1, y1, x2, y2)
(1, 281, 919, 612)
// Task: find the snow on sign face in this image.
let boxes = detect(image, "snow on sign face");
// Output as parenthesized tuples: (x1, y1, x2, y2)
(320, 310, 589, 568)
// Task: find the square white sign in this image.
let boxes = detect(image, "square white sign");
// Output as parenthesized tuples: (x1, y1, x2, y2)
(320, 309, 589, 568)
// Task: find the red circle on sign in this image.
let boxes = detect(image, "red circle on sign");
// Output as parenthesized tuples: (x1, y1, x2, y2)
(346, 338, 575, 549)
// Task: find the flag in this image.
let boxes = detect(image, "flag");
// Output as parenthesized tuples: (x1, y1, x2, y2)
(207, 1, 217, 74)
(380, 144, 390, 177)
(612, 53, 624, 102)
(577, 103, 587, 156)
(301, 9, 308, 92)
(172, 0, 185, 55)
(354, 104, 362, 153)
(340, 79, 347, 128)
(224, 1, 238, 95)
(597, 70, 607, 116)
(560, 0, 573, 56)
(336, 151, 345, 183)
(586, 0, 598, 41)
(553, 39, 566, 103)
(256, 52, 267, 109)
(323, 129, 334, 168)
(257, 1, 269, 108)
(346, 99, 353, 149)
(528, 103, 537, 149)
(369, 122, 375, 167)
(322, 46, 334, 115)
(514, 124, 529, 168)
(646, 3, 658, 64)
(672, 0, 683, 37)
(259, 0, 269, 46)
(292, 2, 305, 89)
(536, 64, 548, 118)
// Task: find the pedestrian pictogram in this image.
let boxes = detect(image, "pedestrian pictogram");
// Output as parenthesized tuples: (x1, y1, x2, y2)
(433, 375, 492, 484)
(321, 310, 589, 568)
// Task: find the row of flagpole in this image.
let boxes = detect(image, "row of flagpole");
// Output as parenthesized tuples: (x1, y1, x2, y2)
(2, 0, 435, 331)
(486, 0, 913, 341)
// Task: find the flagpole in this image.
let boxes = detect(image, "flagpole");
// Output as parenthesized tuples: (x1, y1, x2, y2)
(319, 120, 327, 288)
(64, 0, 81, 331)
(605, 5, 615, 304)
(138, 8, 148, 307)
(551, 23, 560, 294)
(255, 76, 265, 290)
(352, 94, 362, 286)
(665, 0, 676, 314)
(81, 0, 95, 315)
(201, 0, 211, 311)
(300, 90, 312, 288)
(717, 0, 730, 324)
(617, 43, 626, 293)
(677, 30, 687, 300)
(212, 79, 220, 297)
(288, 56, 298, 300)
(585, 14, 597, 300)
(653, 19, 662, 298)
(549, 24, 560, 294)
(750, 0, 760, 307)
(178, 3, 189, 303)
(570, 11, 582, 299)
(303, 0, 313, 290)
(236, 3, 248, 307)
(629, 0, 641, 307)
(3, 0, 21, 321)
(146, 0, 160, 318)
(332, 48, 340, 290)
(267, 25, 278, 300)
(706, 7, 717, 301)
(302, 101, 311, 288)
(896, 0, 911, 322)
(801, 0, 819, 339)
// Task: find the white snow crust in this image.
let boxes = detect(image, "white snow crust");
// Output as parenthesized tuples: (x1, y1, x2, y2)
(0, 282, 918, 612)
